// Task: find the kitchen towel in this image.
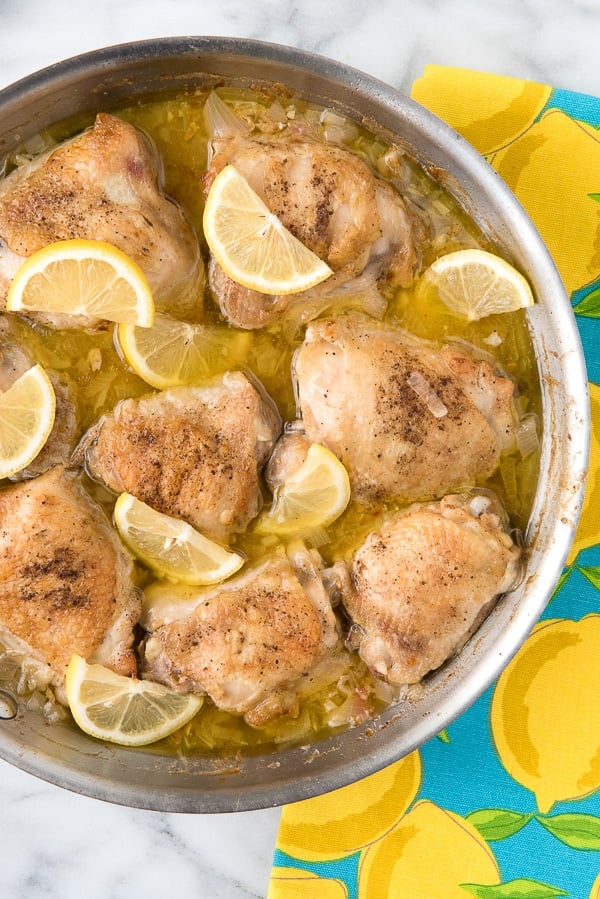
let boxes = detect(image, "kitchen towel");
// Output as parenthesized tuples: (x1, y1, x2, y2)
(268, 66, 600, 898)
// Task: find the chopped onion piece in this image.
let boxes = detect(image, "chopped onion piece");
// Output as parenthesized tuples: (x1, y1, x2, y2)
(483, 330, 503, 347)
(376, 147, 405, 179)
(304, 107, 322, 125)
(203, 91, 252, 138)
(515, 414, 540, 458)
(12, 130, 58, 168)
(43, 700, 68, 725)
(407, 371, 448, 418)
(272, 709, 313, 743)
(305, 525, 331, 549)
(297, 650, 356, 698)
(320, 108, 359, 144)
(264, 101, 288, 125)
(373, 678, 396, 704)
(325, 695, 360, 729)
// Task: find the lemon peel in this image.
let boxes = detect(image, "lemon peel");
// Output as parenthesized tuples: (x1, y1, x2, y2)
(256, 443, 351, 536)
(6, 238, 155, 326)
(116, 312, 251, 390)
(113, 492, 244, 585)
(0, 364, 56, 479)
(65, 654, 203, 747)
(423, 248, 534, 321)
(203, 164, 333, 295)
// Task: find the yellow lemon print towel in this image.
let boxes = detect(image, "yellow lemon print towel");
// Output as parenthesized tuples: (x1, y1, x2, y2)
(269, 66, 600, 899)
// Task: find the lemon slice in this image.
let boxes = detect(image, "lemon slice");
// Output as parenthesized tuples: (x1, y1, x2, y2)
(203, 164, 333, 295)
(0, 364, 56, 479)
(116, 312, 251, 390)
(6, 239, 155, 326)
(113, 492, 244, 585)
(65, 654, 203, 747)
(423, 248, 535, 321)
(257, 443, 351, 536)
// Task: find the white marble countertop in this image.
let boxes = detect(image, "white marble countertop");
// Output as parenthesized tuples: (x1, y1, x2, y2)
(0, 2, 597, 897)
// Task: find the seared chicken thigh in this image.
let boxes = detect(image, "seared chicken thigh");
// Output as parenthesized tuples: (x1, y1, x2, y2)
(0, 467, 140, 702)
(142, 544, 340, 726)
(0, 333, 78, 479)
(293, 315, 518, 503)
(264, 429, 314, 493)
(0, 113, 203, 327)
(204, 136, 418, 328)
(339, 492, 521, 684)
(0, 330, 30, 390)
(76, 371, 280, 542)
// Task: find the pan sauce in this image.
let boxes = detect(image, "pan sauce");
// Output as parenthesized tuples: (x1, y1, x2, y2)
(0, 85, 541, 755)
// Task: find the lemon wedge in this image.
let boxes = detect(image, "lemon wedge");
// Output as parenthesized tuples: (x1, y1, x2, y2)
(257, 443, 351, 536)
(6, 239, 155, 326)
(423, 248, 535, 321)
(65, 654, 203, 747)
(203, 164, 333, 295)
(0, 364, 56, 479)
(113, 492, 244, 585)
(116, 312, 251, 390)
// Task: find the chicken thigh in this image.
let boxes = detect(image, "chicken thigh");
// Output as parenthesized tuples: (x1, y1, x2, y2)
(0, 467, 140, 702)
(142, 543, 340, 727)
(338, 491, 521, 684)
(76, 371, 281, 542)
(293, 314, 519, 503)
(0, 333, 78, 479)
(0, 113, 203, 327)
(204, 136, 418, 328)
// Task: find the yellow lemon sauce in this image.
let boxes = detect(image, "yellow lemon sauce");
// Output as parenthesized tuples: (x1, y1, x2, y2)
(0, 86, 541, 755)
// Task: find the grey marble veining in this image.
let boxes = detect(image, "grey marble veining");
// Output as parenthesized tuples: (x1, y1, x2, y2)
(0, 760, 280, 898)
(1, 0, 599, 96)
(0, 1, 597, 897)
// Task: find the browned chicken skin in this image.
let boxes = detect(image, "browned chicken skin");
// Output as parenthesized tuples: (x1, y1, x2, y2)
(338, 492, 522, 684)
(204, 136, 418, 328)
(0, 113, 203, 327)
(293, 314, 518, 503)
(142, 544, 340, 726)
(76, 371, 281, 542)
(0, 467, 140, 701)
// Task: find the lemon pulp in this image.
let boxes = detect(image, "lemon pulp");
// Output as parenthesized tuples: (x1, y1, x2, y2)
(116, 312, 252, 389)
(203, 164, 333, 296)
(0, 364, 56, 479)
(113, 492, 245, 586)
(6, 238, 155, 326)
(65, 654, 203, 747)
(256, 443, 351, 536)
(423, 248, 535, 321)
